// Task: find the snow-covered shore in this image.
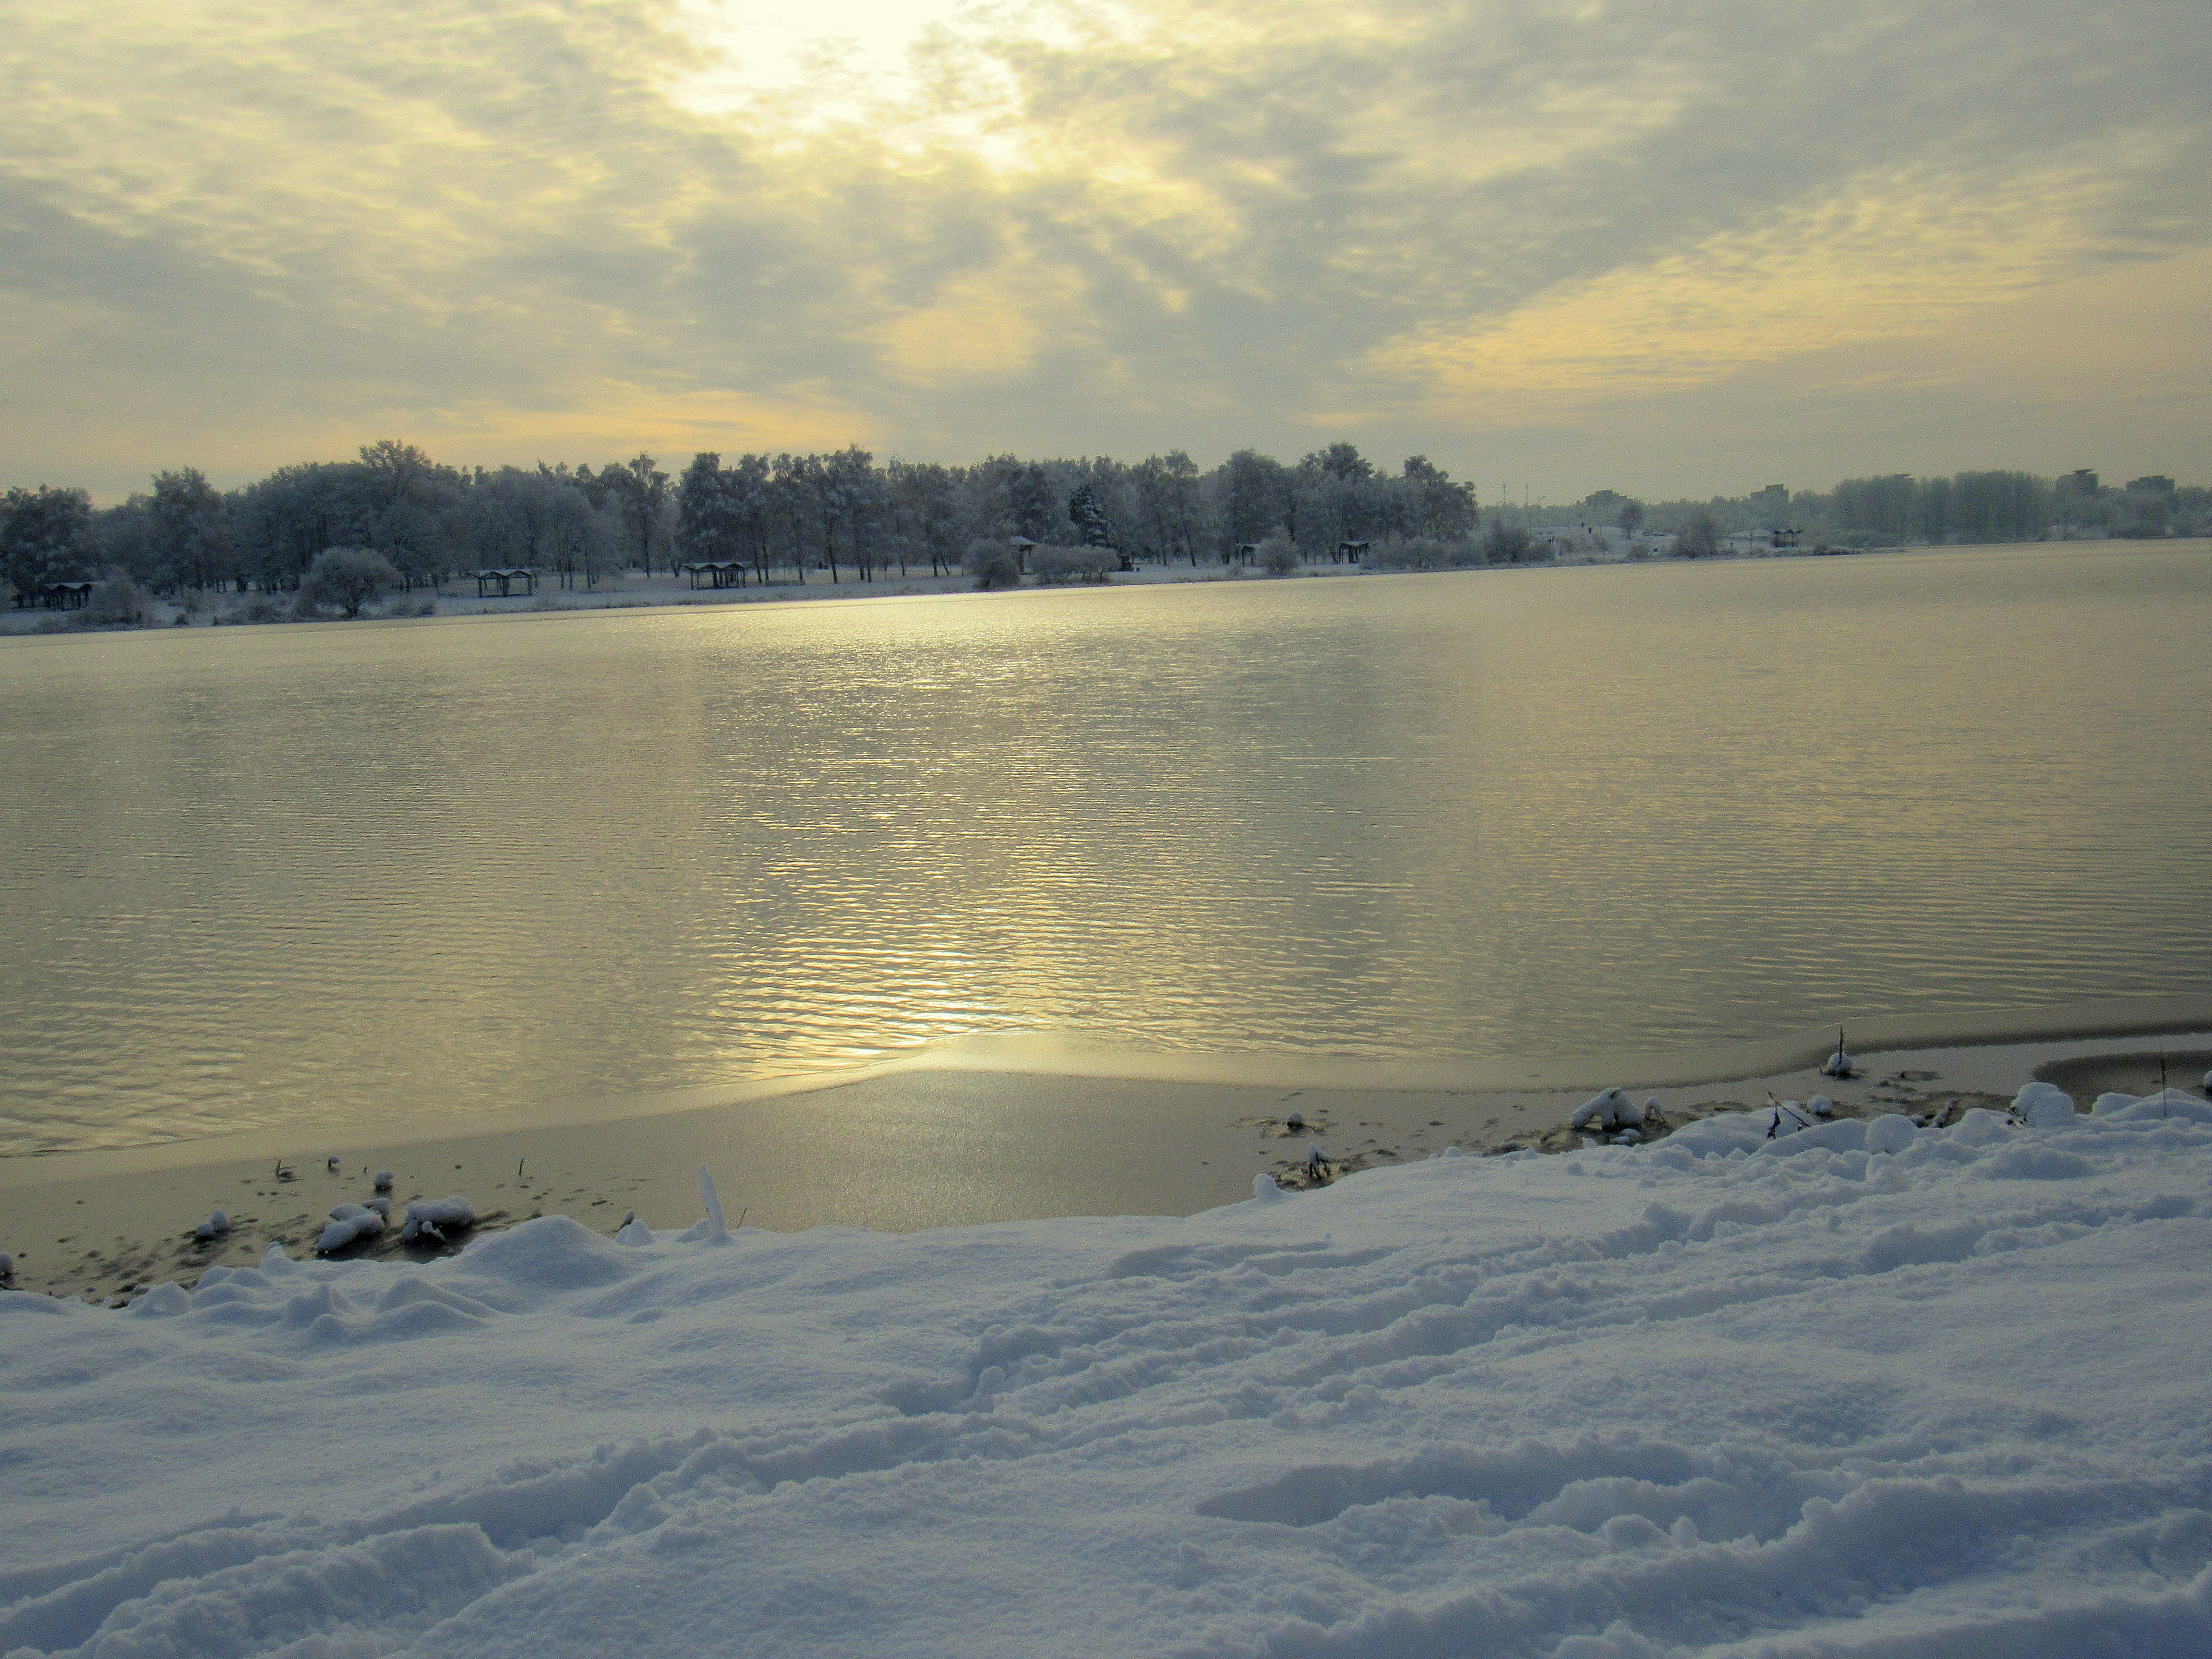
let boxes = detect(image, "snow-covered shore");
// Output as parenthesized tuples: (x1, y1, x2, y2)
(7, 1082, 2212, 1657)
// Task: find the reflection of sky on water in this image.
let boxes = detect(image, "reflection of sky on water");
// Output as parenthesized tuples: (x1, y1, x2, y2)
(3, 541, 2209, 1153)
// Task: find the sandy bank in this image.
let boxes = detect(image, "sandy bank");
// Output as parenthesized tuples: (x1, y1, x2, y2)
(6, 1002, 2208, 1301)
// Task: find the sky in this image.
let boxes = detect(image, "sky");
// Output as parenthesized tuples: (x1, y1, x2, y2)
(4, 0, 2208, 504)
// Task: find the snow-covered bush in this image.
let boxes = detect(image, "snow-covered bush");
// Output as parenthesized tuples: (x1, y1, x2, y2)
(964, 539, 1022, 590)
(83, 571, 152, 627)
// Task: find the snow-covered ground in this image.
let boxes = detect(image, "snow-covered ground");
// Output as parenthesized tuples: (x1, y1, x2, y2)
(7, 1087, 2212, 1657)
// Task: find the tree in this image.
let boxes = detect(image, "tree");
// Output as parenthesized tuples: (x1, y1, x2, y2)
(1481, 517, 1534, 564)
(300, 547, 401, 617)
(674, 453, 732, 571)
(1067, 482, 1116, 549)
(356, 440, 436, 510)
(601, 454, 670, 573)
(0, 484, 93, 601)
(822, 446, 883, 581)
(1131, 451, 1201, 564)
(1617, 500, 1645, 535)
(1677, 508, 1720, 558)
(464, 467, 599, 582)
(708, 453, 770, 582)
(1301, 442, 1373, 482)
(1401, 456, 1477, 540)
(887, 459, 964, 577)
(1214, 449, 1288, 555)
(149, 468, 228, 591)
(232, 464, 365, 592)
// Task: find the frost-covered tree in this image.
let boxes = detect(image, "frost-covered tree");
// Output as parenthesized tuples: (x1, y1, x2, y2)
(1212, 449, 1288, 556)
(887, 460, 965, 577)
(1677, 508, 1720, 558)
(674, 453, 734, 570)
(600, 454, 670, 574)
(0, 484, 93, 601)
(1401, 456, 1477, 540)
(149, 467, 228, 592)
(1067, 482, 1115, 549)
(1131, 452, 1202, 565)
(299, 546, 401, 617)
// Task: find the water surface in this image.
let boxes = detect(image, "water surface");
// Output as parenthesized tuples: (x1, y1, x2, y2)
(4, 541, 2209, 1153)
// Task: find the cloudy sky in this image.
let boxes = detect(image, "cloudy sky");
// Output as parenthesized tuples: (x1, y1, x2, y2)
(5, 0, 2208, 502)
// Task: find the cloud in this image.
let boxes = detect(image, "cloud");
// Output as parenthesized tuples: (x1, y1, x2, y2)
(2, 0, 2206, 496)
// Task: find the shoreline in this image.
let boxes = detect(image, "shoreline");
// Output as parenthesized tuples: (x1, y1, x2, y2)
(8, 991, 2209, 1180)
(7, 538, 2172, 643)
(7, 1003, 2209, 1303)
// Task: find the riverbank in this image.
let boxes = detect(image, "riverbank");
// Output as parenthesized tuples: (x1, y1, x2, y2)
(7, 1005, 2208, 1302)
(1, 533, 2028, 637)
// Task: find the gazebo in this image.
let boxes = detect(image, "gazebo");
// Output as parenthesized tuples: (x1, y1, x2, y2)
(472, 567, 538, 598)
(1335, 540, 1371, 563)
(681, 561, 748, 590)
(42, 581, 95, 610)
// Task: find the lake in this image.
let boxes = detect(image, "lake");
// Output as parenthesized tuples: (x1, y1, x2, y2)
(4, 540, 2209, 1155)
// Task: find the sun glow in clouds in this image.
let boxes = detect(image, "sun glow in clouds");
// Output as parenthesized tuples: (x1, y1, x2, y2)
(667, 0, 1142, 155)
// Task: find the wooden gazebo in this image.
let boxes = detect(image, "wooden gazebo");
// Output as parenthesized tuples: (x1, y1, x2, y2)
(10, 580, 94, 610)
(681, 561, 748, 589)
(472, 567, 538, 598)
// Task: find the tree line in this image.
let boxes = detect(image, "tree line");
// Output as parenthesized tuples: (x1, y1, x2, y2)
(2, 443, 2202, 612)
(1482, 471, 2205, 549)
(0, 440, 1481, 604)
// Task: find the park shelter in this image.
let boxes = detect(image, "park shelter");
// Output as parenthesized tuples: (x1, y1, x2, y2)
(681, 561, 748, 589)
(472, 568, 538, 598)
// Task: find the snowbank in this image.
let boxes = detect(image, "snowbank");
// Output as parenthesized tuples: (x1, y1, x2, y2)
(6, 1095, 2212, 1657)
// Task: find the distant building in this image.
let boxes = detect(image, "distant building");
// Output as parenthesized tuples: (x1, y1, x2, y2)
(2126, 475, 2176, 494)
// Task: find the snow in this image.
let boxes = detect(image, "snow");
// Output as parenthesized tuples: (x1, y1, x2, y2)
(2092, 1089, 2212, 1125)
(7, 1095, 2212, 1657)
(1570, 1088, 1647, 1131)
(2011, 1082, 2078, 1128)
(313, 1206, 384, 1256)
(397, 1196, 475, 1245)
